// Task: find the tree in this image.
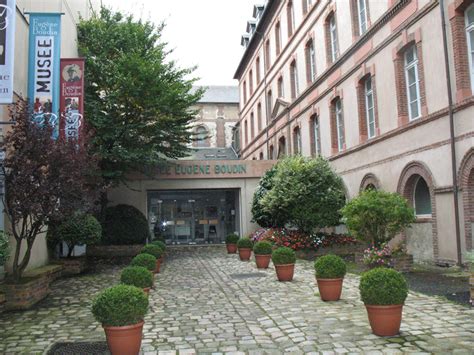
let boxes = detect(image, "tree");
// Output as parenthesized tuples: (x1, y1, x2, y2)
(77, 8, 204, 198)
(2, 101, 99, 281)
(261, 156, 346, 233)
(341, 189, 415, 247)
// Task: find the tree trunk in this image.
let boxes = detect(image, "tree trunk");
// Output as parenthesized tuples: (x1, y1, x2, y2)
(11, 237, 22, 282)
(99, 189, 108, 223)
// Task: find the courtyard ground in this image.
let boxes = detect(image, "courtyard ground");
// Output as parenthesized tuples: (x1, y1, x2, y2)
(0, 246, 473, 354)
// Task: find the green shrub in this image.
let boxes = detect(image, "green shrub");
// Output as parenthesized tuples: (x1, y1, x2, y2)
(225, 234, 239, 244)
(237, 237, 253, 249)
(253, 241, 273, 255)
(91, 284, 148, 326)
(0, 231, 10, 266)
(342, 190, 415, 247)
(47, 214, 102, 257)
(314, 254, 346, 279)
(272, 247, 296, 265)
(151, 240, 166, 251)
(102, 204, 150, 245)
(130, 253, 156, 271)
(140, 244, 163, 259)
(359, 267, 408, 305)
(120, 266, 153, 289)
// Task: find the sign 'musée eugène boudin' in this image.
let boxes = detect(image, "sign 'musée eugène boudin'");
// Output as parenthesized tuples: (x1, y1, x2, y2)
(0, 0, 16, 104)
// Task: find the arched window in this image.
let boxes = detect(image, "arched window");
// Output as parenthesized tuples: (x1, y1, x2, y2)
(278, 136, 287, 158)
(244, 120, 249, 146)
(256, 57, 261, 84)
(290, 60, 299, 99)
(413, 176, 432, 216)
(305, 39, 316, 83)
(287, 1, 295, 38)
(265, 40, 271, 70)
(257, 102, 263, 132)
(312, 115, 321, 156)
(243, 81, 247, 104)
(259, 152, 264, 160)
(250, 112, 255, 139)
(275, 22, 282, 55)
(195, 126, 208, 147)
(333, 98, 345, 152)
(267, 90, 273, 117)
(278, 76, 284, 98)
(326, 13, 339, 63)
(269, 145, 275, 159)
(249, 70, 254, 95)
(293, 127, 301, 154)
(365, 183, 376, 191)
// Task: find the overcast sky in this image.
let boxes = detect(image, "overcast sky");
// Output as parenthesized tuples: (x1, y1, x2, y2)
(101, 0, 257, 87)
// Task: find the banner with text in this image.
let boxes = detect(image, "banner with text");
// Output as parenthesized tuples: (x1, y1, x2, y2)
(59, 58, 84, 140)
(27, 13, 62, 138)
(0, 0, 16, 104)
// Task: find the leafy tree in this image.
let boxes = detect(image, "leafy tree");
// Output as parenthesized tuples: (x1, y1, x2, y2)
(261, 156, 346, 233)
(2, 101, 99, 281)
(341, 189, 415, 247)
(77, 8, 204, 199)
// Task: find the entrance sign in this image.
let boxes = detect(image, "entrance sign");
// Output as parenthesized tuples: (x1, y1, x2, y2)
(27, 13, 62, 138)
(0, 0, 15, 104)
(59, 58, 84, 140)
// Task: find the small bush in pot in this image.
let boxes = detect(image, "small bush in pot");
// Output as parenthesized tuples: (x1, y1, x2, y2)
(225, 234, 239, 254)
(140, 244, 163, 273)
(120, 266, 154, 294)
(272, 247, 296, 281)
(314, 254, 346, 301)
(253, 241, 273, 269)
(92, 284, 148, 354)
(359, 267, 408, 336)
(130, 253, 157, 272)
(151, 240, 166, 252)
(237, 237, 253, 261)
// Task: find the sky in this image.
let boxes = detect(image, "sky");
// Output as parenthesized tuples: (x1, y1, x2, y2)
(101, 0, 258, 87)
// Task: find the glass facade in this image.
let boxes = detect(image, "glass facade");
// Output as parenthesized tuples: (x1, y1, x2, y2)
(148, 189, 240, 244)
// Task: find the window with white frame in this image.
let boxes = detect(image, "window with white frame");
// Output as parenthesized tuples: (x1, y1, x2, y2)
(293, 127, 302, 154)
(404, 45, 421, 120)
(413, 176, 432, 216)
(365, 76, 376, 138)
(357, 0, 368, 35)
(335, 99, 344, 151)
(306, 40, 316, 83)
(278, 76, 284, 98)
(465, 4, 474, 92)
(290, 61, 299, 98)
(329, 14, 339, 62)
(312, 115, 321, 156)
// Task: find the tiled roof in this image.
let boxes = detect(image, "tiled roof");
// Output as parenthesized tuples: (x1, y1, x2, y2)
(193, 86, 239, 104)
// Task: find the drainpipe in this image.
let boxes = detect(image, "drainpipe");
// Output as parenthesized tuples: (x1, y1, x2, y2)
(439, 0, 463, 266)
(258, 30, 271, 159)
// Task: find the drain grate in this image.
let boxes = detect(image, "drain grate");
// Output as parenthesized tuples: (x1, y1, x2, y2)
(230, 272, 267, 280)
(48, 341, 109, 355)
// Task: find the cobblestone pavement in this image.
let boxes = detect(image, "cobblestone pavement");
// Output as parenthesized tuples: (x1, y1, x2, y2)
(0, 246, 473, 354)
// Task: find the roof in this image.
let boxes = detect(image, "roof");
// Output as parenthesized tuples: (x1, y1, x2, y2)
(182, 147, 239, 161)
(193, 86, 239, 104)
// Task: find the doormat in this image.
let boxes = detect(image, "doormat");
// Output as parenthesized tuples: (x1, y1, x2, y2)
(47, 341, 109, 355)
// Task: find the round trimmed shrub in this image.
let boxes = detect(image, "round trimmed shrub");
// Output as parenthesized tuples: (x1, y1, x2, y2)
(314, 254, 346, 279)
(237, 237, 253, 249)
(272, 247, 296, 265)
(130, 253, 156, 272)
(151, 240, 166, 251)
(92, 284, 148, 327)
(102, 204, 150, 245)
(140, 244, 163, 259)
(253, 241, 273, 255)
(225, 234, 240, 245)
(120, 266, 153, 289)
(359, 267, 408, 305)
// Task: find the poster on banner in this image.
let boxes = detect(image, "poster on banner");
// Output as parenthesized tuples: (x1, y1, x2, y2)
(59, 58, 84, 141)
(27, 13, 62, 138)
(0, 0, 16, 104)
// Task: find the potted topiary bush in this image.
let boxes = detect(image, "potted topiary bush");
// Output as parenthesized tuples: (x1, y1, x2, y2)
(272, 247, 296, 281)
(130, 253, 157, 273)
(359, 267, 408, 336)
(120, 266, 154, 295)
(237, 237, 253, 261)
(0, 231, 10, 281)
(225, 234, 239, 254)
(151, 240, 166, 262)
(92, 284, 148, 354)
(253, 241, 273, 269)
(140, 244, 164, 273)
(314, 254, 346, 301)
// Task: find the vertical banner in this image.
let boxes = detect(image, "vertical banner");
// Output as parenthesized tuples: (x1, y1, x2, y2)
(0, 0, 15, 104)
(59, 58, 84, 140)
(27, 13, 62, 138)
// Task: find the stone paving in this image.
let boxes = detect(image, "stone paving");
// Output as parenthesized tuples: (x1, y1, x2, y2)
(0, 246, 473, 354)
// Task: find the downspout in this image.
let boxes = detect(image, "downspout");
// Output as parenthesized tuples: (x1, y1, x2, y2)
(258, 30, 271, 159)
(439, 0, 463, 266)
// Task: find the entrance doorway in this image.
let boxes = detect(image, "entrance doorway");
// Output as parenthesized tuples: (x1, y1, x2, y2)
(147, 189, 240, 244)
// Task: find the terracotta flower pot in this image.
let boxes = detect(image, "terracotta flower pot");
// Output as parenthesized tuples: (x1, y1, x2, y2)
(274, 263, 295, 281)
(155, 259, 161, 273)
(365, 304, 403, 336)
(226, 244, 237, 254)
(238, 248, 252, 261)
(159, 256, 164, 264)
(255, 254, 271, 269)
(103, 321, 144, 355)
(143, 287, 150, 295)
(316, 278, 344, 301)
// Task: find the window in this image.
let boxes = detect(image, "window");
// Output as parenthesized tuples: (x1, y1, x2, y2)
(287, 1, 295, 38)
(256, 57, 261, 84)
(257, 102, 263, 132)
(269, 145, 274, 159)
(414, 176, 432, 216)
(278, 136, 287, 158)
(277, 76, 284, 98)
(259, 152, 264, 160)
(404, 45, 421, 120)
(312, 115, 321, 156)
(290, 60, 299, 99)
(249, 70, 254, 95)
(303, 0, 313, 15)
(275, 22, 282, 55)
(293, 127, 302, 154)
(244, 120, 248, 146)
(465, 4, 474, 92)
(267, 90, 273, 117)
(365, 76, 376, 138)
(329, 14, 339, 62)
(305, 39, 316, 83)
(335, 99, 345, 151)
(250, 112, 255, 139)
(357, 0, 368, 35)
(243, 81, 247, 104)
(265, 40, 271, 70)
(196, 126, 208, 148)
